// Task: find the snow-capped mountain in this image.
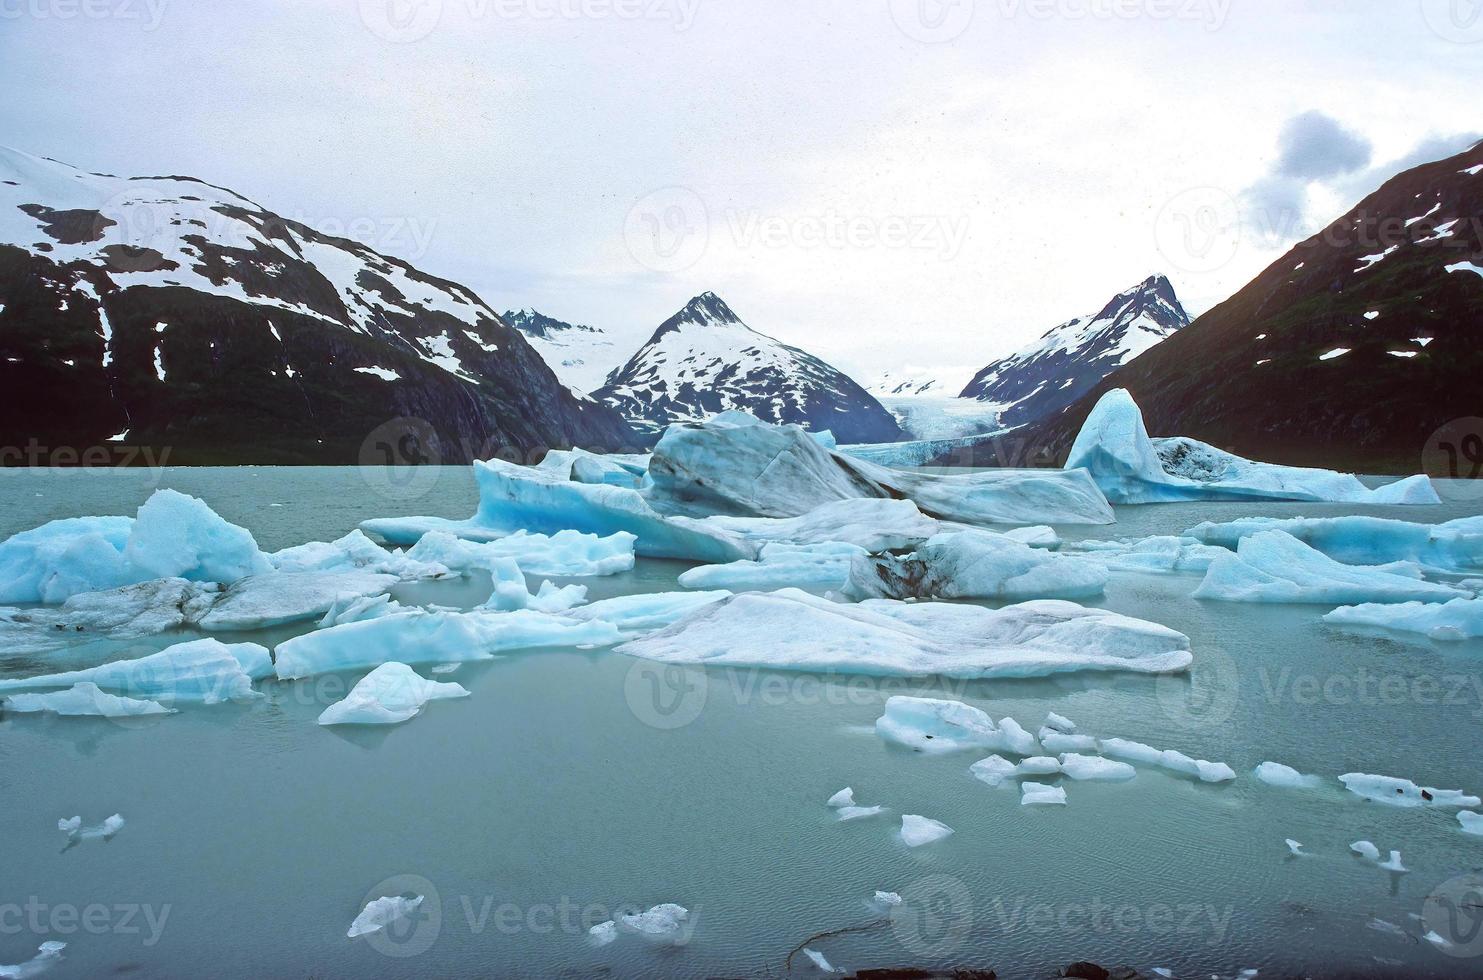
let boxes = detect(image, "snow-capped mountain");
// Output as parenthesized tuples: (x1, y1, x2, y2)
(867, 365, 978, 398)
(502, 308, 621, 393)
(958, 275, 1190, 429)
(594, 292, 903, 444)
(0, 146, 632, 463)
(1024, 140, 1483, 474)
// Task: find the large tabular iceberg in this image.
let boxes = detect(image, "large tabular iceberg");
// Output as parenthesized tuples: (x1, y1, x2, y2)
(1066, 389, 1439, 505)
(877, 697, 1040, 754)
(1186, 515, 1483, 575)
(1323, 598, 1483, 640)
(844, 530, 1108, 601)
(0, 638, 270, 704)
(616, 589, 1192, 679)
(1193, 530, 1468, 605)
(317, 663, 470, 725)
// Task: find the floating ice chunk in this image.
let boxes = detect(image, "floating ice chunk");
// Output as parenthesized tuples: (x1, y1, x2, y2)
(616, 904, 691, 944)
(1021, 783, 1067, 806)
(837, 805, 886, 821)
(4, 683, 172, 718)
(269, 530, 427, 577)
(1339, 773, 1480, 808)
(970, 755, 1021, 787)
(468, 529, 637, 577)
(0, 578, 218, 650)
(844, 530, 1108, 602)
(348, 895, 424, 938)
(274, 610, 622, 679)
(1378, 851, 1407, 873)
(0, 516, 137, 604)
(679, 542, 865, 593)
(1151, 970, 1173, 979)
(1044, 712, 1076, 733)
(198, 570, 399, 631)
(1459, 812, 1483, 836)
(588, 920, 618, 946)
(878, 698, 1039, 755)
(1066, 389, 1438, 505)
(1194, 531, 1466, 605)
(1424, 930, 1454, 949)
(429, 664, 460, 675)
(485, 579, 588, 614)
(58, 814, 124, 841)
(317, 663, 470, 726)
(1018, 756, 1062, 775)
(1285, 839, 1305, 856)
(1253, 762, 1323, 790)
(1099, 738, 1235, 783)
(1324, 598, 1483, 640)
(0, 638, 269, 704)
(1187, 515, 1483, 574)
(1351, 840, 1381, 861)
(1039, 730, 1098, 753)
(320, 593, 403, 628)
(704, 499, 942, 553)
(1004, 526, 1060, 549)
(826, 788, 855, 808)
(0, 941, 66, 979)
(618, 590, 1192, 679)
(873, 891, 902, 907)
(1059, 753, 1136, 782)
(564, 590, 732, 635)
(124, 489, 273, 585)
(802, 948, 842, 973)
(900, 814, 954, 846)
(1066, 535, 1230, 574)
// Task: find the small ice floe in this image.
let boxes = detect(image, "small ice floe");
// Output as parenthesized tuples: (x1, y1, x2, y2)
(872, 890, 902, 908)
(317, 663, 470, 726)
(588, 920, 618, 946)
(1285, 839, 1306, 856)
(679, 541, 864, 594)
(1064, 535, 1229, 574)
(1339, 773, 1480, 808)
(429, 664, 460, 676)
(1194, 531, 1465, 605)
(1459, 811, 1483, 836)
(1043, 712, 1076, 733)
(0, 941, 66, 978)
(1021, 783, 1067, 806)
(348, 895, 423, 938)
(608, 904, 691, 945)
(1098, 738, 1235, 783)
(899, 814, 954, 847)
(4, 683, 172, 718)
(1058, 753, 1136, 782)
(1039, 729, 1098, 753)
(969, 755, 1020, 788)
(878, 697, 1039, 755)
(0, 638, 270, 704)
(1424, 930, 1454, 949)
(837, 806, 885, 822)
(826, 787, 855, 808)
(1150, 969, 1173, 979)
(1253, 762, 1323, 790)
(319, 593, 402, 629)
(58, 814, 124, 842)
(1378, 850, 1408, 873)
(802, 947, 842, 973)
(1324, 598, 1483, 641)
(485, 579, 588, 614)
(1350, 840, 1381, 861)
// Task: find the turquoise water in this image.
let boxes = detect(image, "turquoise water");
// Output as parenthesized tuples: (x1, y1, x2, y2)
(2, 468, 1482, 978)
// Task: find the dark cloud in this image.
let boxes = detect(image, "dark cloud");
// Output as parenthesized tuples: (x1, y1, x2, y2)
(1274, 111, 1372, 181)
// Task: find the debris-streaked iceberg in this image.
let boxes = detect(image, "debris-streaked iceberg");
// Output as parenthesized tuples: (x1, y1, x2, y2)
(1186, 515, 1483, 574)
(4, 682, 173, 718)
(1323, 598, 1483, 640)
(844, 530, 1108, 601)
(318, 662, 470, 725)
(197, 569, 399, 631)
(899, 814, 954, 846)
(617, 590, 1192, 679)
(878, 698, 1039, 755)
(1066, 389, 1439, 505)
(1193, 530, 1467, 605)
(1339, 773, 1481, 808)
(0, 638, 270, 704)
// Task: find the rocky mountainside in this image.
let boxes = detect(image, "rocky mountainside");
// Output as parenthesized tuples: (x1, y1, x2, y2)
(0, 146, 634, 464)
(502, 308, 620, 394)
(594, 292, 903, 444)
(1017, 140, 1483, 474)
(959, 275, 1190, 429)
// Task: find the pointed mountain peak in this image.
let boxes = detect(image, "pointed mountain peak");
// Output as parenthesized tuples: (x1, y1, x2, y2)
(649, 292, 744, 343)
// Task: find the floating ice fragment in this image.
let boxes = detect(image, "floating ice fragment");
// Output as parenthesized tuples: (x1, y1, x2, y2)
(802, 947, 842, 973)
(1065, 535, 1230, 574)
(564, 590, 731, 635)
(680, 542, 864, 593)
(1324, 598, 1483, 640)
(1378, 850, 1407, 873)
(1285, 839, 1305, 856)
(0, 941, 66, 979)
(1339, 773, 1480, 808)
(837, 805, 885, 821)
(844, 530, 1108, 602)
(616, 904, 691, 944)
(1351, 841, 1381, 861)
(1044, 712, 1076, 733)
(348, 895, 424, 938)
(1039, 730, 1098, 753)
(0, 638, 269, 704)
(1021, 783, 1067, 806)
(826, 788, 855, 808)
(873, 891, 902, 907)
(58, 814, 124, 841)
(878, 698, 1039, 755)
(1459, 812, 1483, 836)
(588, 920, 617, 946)
(318, 663, 470, 726)
(1253, 762, 1323, 790)
(969, 755, 1020, 788)
(900, 814, 954, 846)
(485, 579, 588, 614)
(1187, 515, 1483, 574)
(1194, 531, 1466, 605)
(320, 593, 403, 629)
(1098, 738, 1235, 783)
(4, 683, 172, 718)
(1058, 754, 1136, 782)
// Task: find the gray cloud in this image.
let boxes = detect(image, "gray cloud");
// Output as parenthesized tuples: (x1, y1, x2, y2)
(1377, 131, 1483, 178)
(1274, 111, 1372, 181)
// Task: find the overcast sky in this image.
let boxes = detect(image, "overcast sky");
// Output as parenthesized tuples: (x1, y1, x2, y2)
(2, 0, 1479, 383)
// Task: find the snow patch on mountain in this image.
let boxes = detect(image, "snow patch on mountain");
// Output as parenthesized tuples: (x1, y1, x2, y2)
(503, 308, 621, 393)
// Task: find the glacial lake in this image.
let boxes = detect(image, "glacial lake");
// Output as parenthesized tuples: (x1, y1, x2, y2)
(2, 466, 1481, 979)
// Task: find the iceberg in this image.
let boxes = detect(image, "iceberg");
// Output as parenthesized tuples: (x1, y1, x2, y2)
(1459, 812, 1483, 836)
(872, 891, 902, 907)
(1065, 535, 1230, 574)
(318, 663, 470, 726)
(700, 498, 942, 553)
(123, 489, 274, 584)
(0, 578, 218, 650)
(564, 591, 732, 634)
(4, 683, 173, 718)
(837, 805, 886, 821)
(1350, 840, 1381, 861)
(899, 814, 954, 846)
(1253, 762, 1323, 790)
(1039, 729, 1099, 753)
(588, 921, 618, 946)
(1004, 526, 1061, 549)
(348, 895, 424, 938)
(0, 638, 270, 704)
(320, 594, 404, 628)
(610, 904, 692, 945)
(1339, 773, 1480, 808)
(617, 590, 1192, 679)
(826, 788, 855, 808)
(1323, 598, 1483, 640)
(969, 755, 1021, 787)
(1098, 737, 1235, 783)
(802, 948, 842, 973)
(1058, 753, 1136, 781)
(877, 697, 1039, 755)
(269, 529, 425, 576)
(1186, 515, 1483, 574)
(484, 579, 588, 614)
(402, 528, 635, 578)
(58, 814, 124, 841)
(0, 941, 66, 979)
(273, 609, 622, 679)
(1285, 839, 1306, 857)
(679, 542, 865, 593)
(844, 530, 1108, 601)
(197, 569, 399, 631)
(1378, 851, 1408, 873)
(1066, 389, 1439, 505)
(1043, 712, 1076, 733)
(1020, 783, 1068, 806)
(1193, 531, 1467, 605)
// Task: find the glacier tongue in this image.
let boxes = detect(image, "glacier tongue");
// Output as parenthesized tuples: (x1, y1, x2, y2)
(1066, 389, 1439, 505)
